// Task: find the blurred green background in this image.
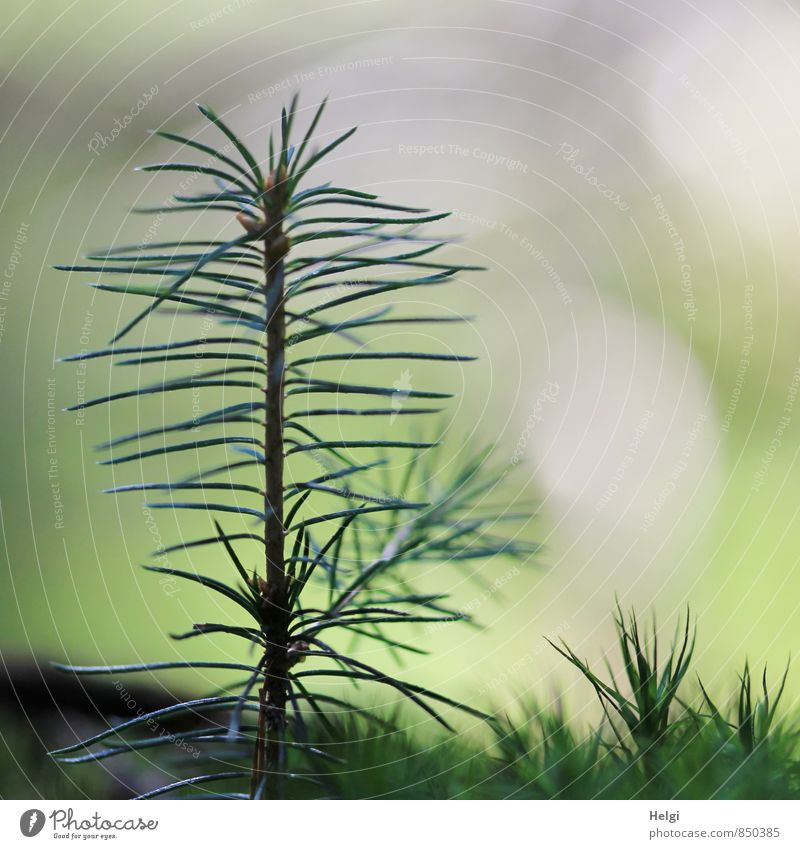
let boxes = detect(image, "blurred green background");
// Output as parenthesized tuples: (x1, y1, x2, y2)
(1, 0, 799, 749)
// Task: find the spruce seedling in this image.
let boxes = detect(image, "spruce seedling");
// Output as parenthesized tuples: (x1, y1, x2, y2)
(50, 97, 533, 799)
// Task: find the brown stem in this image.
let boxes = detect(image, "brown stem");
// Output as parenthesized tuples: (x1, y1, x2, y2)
(251, 202, 290, 799)
(264, 251, 286, 592)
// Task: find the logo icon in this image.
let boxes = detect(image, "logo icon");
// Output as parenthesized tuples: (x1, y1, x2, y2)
(391, 369, 413, 424)
(19, 809, 45, 837)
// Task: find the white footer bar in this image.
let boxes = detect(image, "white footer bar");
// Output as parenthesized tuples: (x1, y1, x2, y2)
(2, 799, 797, 847)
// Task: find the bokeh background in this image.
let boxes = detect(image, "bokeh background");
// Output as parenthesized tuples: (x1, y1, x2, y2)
(2, 0, 800, 794)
